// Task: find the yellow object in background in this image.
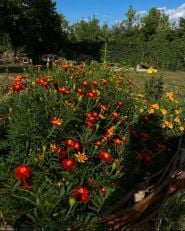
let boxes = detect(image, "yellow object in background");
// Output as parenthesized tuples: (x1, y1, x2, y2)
(147, 68, 158, 74)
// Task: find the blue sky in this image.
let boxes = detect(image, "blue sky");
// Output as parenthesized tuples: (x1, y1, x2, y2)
(55, 0, 185, 26)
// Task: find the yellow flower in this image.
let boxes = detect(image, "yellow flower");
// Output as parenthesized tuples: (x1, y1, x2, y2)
(151, 103, 159, 110)
(137, 94, 144, 98)
(75, 152, 88, 163)
(166, 92, 174, 101)
(163, 120, 173, 129)
(34, 154, 44, 161)
(179, 126, 184, 132)
(148, 108, 155, 114)
(167, 123, 173, 129)
(175, 110, 180, 115)
(161, 109, 167, 115)
(174, 117, 180, 123)
(140, 108, 144, 113)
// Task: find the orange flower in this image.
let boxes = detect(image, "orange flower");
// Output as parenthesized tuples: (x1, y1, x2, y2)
(111, 112, 120, 119)
(151, 103, 159, 110)
(75, 152, 88, 163)
(50, 144, 66, 158)
(50, 116, 63, 127)
(102, 136, 111, 143)
(62, 64, 70, 71)
(148, 108, 155, 114)
(99, 114, 106, 120)
(166, 92, 174, 101)
(64, 138, 80, 150)
(58, 87, 70, 95)
(100, 104, 108, 111)
(113, 138, 123, 146)
(35, 77, 49, 87)
(105, 127, 115, 137)
(91, 80, 98, 87)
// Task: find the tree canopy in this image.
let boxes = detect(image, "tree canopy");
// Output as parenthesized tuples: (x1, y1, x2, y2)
(0, 2, 185, 69)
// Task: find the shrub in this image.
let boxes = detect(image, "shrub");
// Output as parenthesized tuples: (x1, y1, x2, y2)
(0, 62, 184, 230)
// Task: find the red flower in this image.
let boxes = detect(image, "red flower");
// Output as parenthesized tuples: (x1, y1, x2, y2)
(15, 165, 31, 180)
(116, 101, 124, 107)
(12, 76, 24, 92)
(12, 83, 23, 92)
(54, 60, 60, 64)
(64, 139, 80, 150)
(61, 158, 75, 171)
(99, 185, 107, 196)
(101, 79, 107, 84)
(95, 140, 102, 147)
(91, 81, 98, 87)
(85, 112, 99, 128)
(50, 144, 67, 158)
(113, 138, 123, 146)
(72, 186, 89, 202)
(76, 88, 85, 96)
(98, 151, 112, 163)
(81, 81, 88, 87)
(35, 78, 48, 87)
(62, 64, 70, 71)
(138, 149, 153, 165)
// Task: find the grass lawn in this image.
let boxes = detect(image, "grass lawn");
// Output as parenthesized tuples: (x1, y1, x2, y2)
(126, 71, 185, 99)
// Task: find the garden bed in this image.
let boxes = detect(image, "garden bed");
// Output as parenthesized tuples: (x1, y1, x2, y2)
(0, 62, 184, 230)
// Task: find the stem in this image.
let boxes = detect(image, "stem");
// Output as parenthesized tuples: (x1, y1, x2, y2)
(104, 42, 107, 63)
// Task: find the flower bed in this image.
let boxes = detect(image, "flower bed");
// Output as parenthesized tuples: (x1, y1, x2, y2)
(0, 62, 184, 230)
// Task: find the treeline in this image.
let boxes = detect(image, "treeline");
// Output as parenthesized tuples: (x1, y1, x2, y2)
(1, 1, 185, 70)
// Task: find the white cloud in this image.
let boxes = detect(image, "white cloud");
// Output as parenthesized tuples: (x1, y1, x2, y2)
(156, 3, 185, 24)
(164, 3, 185, 23)
(139, 3, 185, 24)
(137, 10, 147, 16)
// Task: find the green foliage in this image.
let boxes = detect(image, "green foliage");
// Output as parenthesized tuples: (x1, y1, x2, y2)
(0, 63, 184, 229)
(144, 75, 164, 102)
(0, 63, 134, 229)
(160, 190, 185, 231)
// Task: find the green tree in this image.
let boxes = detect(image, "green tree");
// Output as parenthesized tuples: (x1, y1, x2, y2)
(141, 8, 161, 40)
(71, 16, 101, 42)
(98, 24, 114, 63)
(124, 5, 138, 30)
(19, 0, 63, 59)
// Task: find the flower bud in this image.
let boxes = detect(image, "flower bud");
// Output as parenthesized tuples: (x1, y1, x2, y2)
(69, 197, 76, 207)
(42, 145, 47, 153)
(112, 162, 117, 170)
